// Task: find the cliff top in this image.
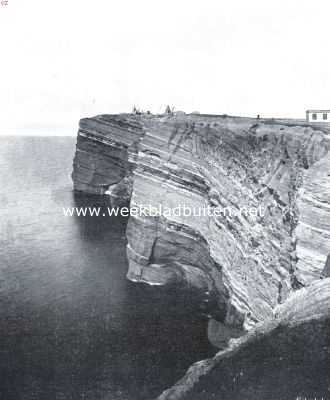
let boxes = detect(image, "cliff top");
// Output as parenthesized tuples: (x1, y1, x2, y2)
(80, 113, 330, 134)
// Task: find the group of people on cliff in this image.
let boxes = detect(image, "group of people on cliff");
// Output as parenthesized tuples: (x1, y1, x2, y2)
(132, 105, 174, 115)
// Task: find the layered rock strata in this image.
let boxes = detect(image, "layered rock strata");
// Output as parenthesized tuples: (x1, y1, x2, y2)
(72, 114, 330, 335)
(72, 115, 144, 196)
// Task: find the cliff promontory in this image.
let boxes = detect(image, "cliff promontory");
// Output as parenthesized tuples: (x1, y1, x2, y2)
(72, 113, 330, 397)
(73, 113, 330, 327)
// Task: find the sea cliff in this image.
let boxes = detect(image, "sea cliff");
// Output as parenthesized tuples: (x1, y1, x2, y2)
(72, 113, 330, 397)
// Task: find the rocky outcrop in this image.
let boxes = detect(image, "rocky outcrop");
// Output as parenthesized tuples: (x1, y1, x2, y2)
(72, 115, 144, 197)
(72, 114, 330, 338)
(156, 278, 330, 400)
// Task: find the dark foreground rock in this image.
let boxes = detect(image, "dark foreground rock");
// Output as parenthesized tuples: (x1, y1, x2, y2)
(157, 278, 330, 400)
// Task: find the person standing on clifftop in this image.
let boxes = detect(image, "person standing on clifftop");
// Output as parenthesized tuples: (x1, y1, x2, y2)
(165, 105, 173, 114)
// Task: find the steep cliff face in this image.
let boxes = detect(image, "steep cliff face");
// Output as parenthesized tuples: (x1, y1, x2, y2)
(72, 114, 330, 335)
(295, 153, 330, 284)
(72, 115, 144, 197)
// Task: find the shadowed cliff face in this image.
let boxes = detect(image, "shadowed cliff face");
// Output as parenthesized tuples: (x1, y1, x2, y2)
(72, 115, 144, 196)
(72, 113, 330, 336)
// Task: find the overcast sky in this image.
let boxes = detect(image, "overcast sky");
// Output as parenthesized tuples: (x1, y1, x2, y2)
(1, 0, 330, 135)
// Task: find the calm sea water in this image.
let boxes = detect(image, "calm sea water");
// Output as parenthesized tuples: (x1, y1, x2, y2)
(0, 137, 214, 400)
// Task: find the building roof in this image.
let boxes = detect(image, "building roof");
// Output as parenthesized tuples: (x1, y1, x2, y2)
(306, 109, 330, 113)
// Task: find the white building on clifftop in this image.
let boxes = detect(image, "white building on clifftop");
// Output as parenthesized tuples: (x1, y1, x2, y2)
(306, 109, 330, 122)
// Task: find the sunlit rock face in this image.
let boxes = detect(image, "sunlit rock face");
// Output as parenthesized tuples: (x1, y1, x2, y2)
(295, 154, 330, 284)
(72, 113, 330, 333)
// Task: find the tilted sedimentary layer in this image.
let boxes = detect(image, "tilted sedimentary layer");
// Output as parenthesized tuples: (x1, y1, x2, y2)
(72, 114, 330, 336)
(72, 115, 144, 195)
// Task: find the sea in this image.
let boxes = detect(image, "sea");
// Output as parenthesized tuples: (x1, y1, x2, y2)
(0, 136, 215, 400)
